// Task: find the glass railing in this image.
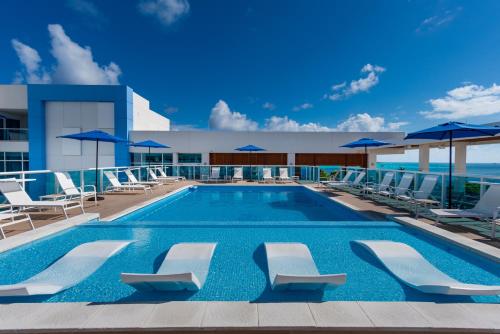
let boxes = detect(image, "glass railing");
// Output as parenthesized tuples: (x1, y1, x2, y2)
(0, 128, 28, 141)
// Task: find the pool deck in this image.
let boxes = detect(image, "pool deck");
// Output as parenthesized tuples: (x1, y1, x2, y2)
(0, 181, 499, 333)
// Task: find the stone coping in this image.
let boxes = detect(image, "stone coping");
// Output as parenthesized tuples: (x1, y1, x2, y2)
(0, 301, 498, 332)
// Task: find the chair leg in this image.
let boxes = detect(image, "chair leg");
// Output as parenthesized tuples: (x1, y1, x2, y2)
(0, 227, 5, 239)
(27, 215, 35, 230)
(63, 207, 68, 219)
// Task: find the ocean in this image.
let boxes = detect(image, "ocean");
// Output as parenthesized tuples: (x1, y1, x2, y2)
(376, 162, 500, 176)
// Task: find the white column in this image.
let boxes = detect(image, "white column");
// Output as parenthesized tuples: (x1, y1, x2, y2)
(418, 145, 430, 172)
(287, 153, 295, 166)
(368, 153, 377, 169)
(454, 142, 467, 174)
(201, 152, 210, 165)
(172, 152, 178, 165)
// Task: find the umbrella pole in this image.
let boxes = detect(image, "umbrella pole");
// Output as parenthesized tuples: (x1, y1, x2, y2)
(91, 139, 104, 201)
(147, 146, 151, 181)
(365, 145, 368, 180)
(448, 133, 453, 209)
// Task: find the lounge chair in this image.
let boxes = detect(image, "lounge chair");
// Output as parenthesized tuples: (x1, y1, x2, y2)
(0, 210, 34, 238)
(324, 170, 353, 188)
(0, 180, 84, 219)
(264, 242, 346, 290)
(355, 240, 500, 295)
(156, 168, 186, 181)
(104, 171, 151, 193)
(430, 184, 500, 226)
(396, 174, 440, 217)
(208, 167, 220, 182)
(378, 173, 414, 198)
(261, 168, 274, 183)
(54, 171, 97, 205)
(124, 169, 160, 187)
(363, 172, 394, 196)
(232, 167, 243, 182)
(0, 240, 132, 296)
(277, 168, 292, 183)
(148, 169, 177, 184)
(346, 171, 366, 189)
(121, 243, 217, 291)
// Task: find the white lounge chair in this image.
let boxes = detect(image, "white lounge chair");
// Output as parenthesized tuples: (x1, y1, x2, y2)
(208, 167, 220, 182)
(396, 174, 440, 217)
(355, 240, 500, 295)
(156, 168, 186, 181)
(378, 173, 414, 198)
(347, 171, 366, 189)
(277, 168, 292, 183)
(0, 240, 132, 296)
(104, 171, 151, 193)
(233, 167, 243, 182)
(0, 180, 84, 219)
(261, 168, 274, 183)
(148, 169, 177, 184)
(430, 184, 500, 226)
(121, 243, 217, 291)
(124, 169, 160, 187)
(264, 243, 346, 290)
(0, 211, 34, 238)
(325, 170, 354, 188)
(363, 172, 394, 196)
(54, 171, 97, 205)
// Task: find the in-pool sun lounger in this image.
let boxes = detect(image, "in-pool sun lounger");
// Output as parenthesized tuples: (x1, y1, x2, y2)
(0, 240, 132, 296)
(121, 243, 217, 291)
(264, 242, 346, 290)
(355, 240, 500, 295)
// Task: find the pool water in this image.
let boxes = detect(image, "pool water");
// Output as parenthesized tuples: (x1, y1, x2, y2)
(0, 186, 498, 303)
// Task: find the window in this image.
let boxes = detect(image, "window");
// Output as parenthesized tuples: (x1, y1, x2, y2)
(162, 153, 173, 164)
(129, 152, 174, 166)
(0, 151, 29, 172)
(178, 153, 202, 164)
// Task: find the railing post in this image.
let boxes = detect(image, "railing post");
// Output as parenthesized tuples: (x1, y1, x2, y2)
(99, 169, 103, 193)
(441, 175, 445, 208)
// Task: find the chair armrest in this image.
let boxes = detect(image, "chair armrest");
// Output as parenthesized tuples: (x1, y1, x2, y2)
(81, 184, 97, 192)
(494, 206, 500, 220)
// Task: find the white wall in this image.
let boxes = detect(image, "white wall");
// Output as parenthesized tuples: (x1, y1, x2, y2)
(132, 92, 170, 131)
(0, 85, 27, 110)
(45, 101, 115, 170)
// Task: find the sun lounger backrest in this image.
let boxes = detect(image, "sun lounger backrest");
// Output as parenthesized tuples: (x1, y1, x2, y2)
(394, 173, 414, 195)
(342, 170, 353, 182)
(472, 184, 500, 216)
(352, 172, 365, 185)
(156, 167, 167, 177)
(55, 172, 79, 196)
(125, 169, 139, 183)
(379, 172, 394, 191)
(0, 180, 33, 204)
(234, 167, 243, 179)
(211, 167, 220, 178)
(279, 168, 289, 179)
(414, 174, 439, 199)
(148, 169, 159, 181)
(263, 168, 272, 179)
(104, 171, 121, 187)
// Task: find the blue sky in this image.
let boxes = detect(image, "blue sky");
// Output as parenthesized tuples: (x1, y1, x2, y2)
(1, 0, 500, 161)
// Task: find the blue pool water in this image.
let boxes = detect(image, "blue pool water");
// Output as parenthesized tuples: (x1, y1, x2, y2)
(0, 186, 498, 303)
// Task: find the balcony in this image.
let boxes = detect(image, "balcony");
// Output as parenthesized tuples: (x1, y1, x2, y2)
(0, 128, 28, 141)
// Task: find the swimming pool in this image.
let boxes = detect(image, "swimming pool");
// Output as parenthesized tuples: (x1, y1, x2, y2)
(0, 185, 498, 303)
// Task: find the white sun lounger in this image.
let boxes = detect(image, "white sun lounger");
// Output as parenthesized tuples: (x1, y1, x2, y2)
(396, 174, 440, 217)
(156, 168, 185, 181)
(0, 240, 132, 296)
(378, 173, 414, 198)
(54, 171, 97, 205)
(277, 168, 292, 183)
(325, 170, 353, 188)
(121, 243, 217, 291)
(149, 169, 177, 184)
(208, 167, 220, 182)
(347, 171, 366, 189)
(0, 211, 34, 238)
(363, 172, 394, 195)
(104, 171, 151, 193)
(0, 180, 84, 219)
(124, 169, 160, 187)
(355, 240, 500, 295)
(261, 168, 274, 183)
(264, 243, 346, 290)
(233, 167, 243, 182)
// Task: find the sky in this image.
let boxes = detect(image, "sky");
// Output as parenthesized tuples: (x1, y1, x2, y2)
(1, 0, 500, 162)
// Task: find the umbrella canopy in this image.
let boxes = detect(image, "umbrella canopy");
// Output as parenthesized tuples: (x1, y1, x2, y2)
(235, 144, 266, 152)
(129, 140, 170, 149)
(341, 138, 391, 148)
(405, 122, 500, 208)
(57, 130, 128, 200)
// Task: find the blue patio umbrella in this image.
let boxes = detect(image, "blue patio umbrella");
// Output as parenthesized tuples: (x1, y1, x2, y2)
(341, 138, 391, 180)
(405, 122, 500, 208)
(58, 130, 128, 200)
(129, 140, 170, 179)
(235, 145, 266, 180)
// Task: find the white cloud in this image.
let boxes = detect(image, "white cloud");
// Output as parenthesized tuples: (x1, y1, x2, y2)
(326, 64, 386, 101)
(292, 103, 314, 112)
(420, 83, 500, 119)
(66, 0, 102, 18)
(164, 106, 179, 113)
(264, 116, 332, 132)
(335, 113, 407, 132)
(11, 39, 51, 84)
(209, 100, 259, 131)
(171, 123, 201, 131)
(138, 0, 190, 26)
(416, 7, 462, 33)
(12, 24, 121, 85)
(262, 102, 276, 110)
